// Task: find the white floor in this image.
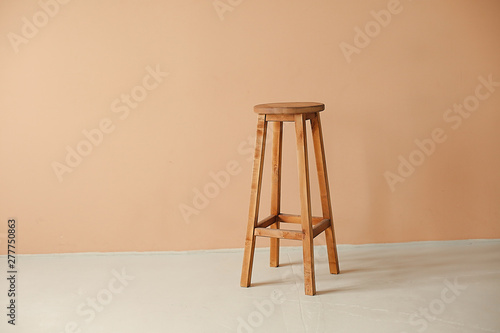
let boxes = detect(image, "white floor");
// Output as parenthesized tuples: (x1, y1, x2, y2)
(1, 240, 499, 333)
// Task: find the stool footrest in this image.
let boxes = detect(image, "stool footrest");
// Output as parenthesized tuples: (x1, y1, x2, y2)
(278, 214, 324, 225)
(256, 215, 277, 228)
(312, 219, 331, 238)
(255, 227, 303, 240)
(254, 215, 331, 240)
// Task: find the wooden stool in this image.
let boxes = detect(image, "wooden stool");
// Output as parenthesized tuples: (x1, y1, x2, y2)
(240, 102, 340, 296)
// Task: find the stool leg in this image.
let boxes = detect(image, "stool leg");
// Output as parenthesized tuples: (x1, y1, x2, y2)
(294, 114, 316, 296)
(241, 114, 268, 287)
(310, 113, 340, 274)
(270, 121, 283, 267)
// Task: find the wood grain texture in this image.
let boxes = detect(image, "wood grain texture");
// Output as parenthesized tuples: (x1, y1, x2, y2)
(270, 121, 283, 267)
(240, 114, 267, 287)
(294, 113, 316, 296)
(266, 113, 316, 122)
(311, 113, 340, 274)
(256, 215, 277, 229)
(312, 219, 331, 238)
(254, 227, 303, 240)
(278, 214, 323, 225)
(255, 102, 324, 114)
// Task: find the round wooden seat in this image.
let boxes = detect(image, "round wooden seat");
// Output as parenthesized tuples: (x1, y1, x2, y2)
(254, 102, 325, 114)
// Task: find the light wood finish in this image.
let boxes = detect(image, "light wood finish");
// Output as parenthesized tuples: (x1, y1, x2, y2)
(278, 214, 323, 225)
(294, 113, 316, 295)
(241, 103, 340, 295)
(240, 114, 267, 288)
(265, 114, 296, 122)
(265, 113, 316, 122)
(312, 219, 331, 238)
(270, 121, 283, 267)
(256, 215, 277, 229)
(310, 113, 340, 274)
(255, 102, 324, 115)
(254, 227, 303, 241)
(253, 217, 330, 240)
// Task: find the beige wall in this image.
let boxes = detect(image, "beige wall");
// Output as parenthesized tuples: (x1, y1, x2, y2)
(1, 0, 499, 254)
